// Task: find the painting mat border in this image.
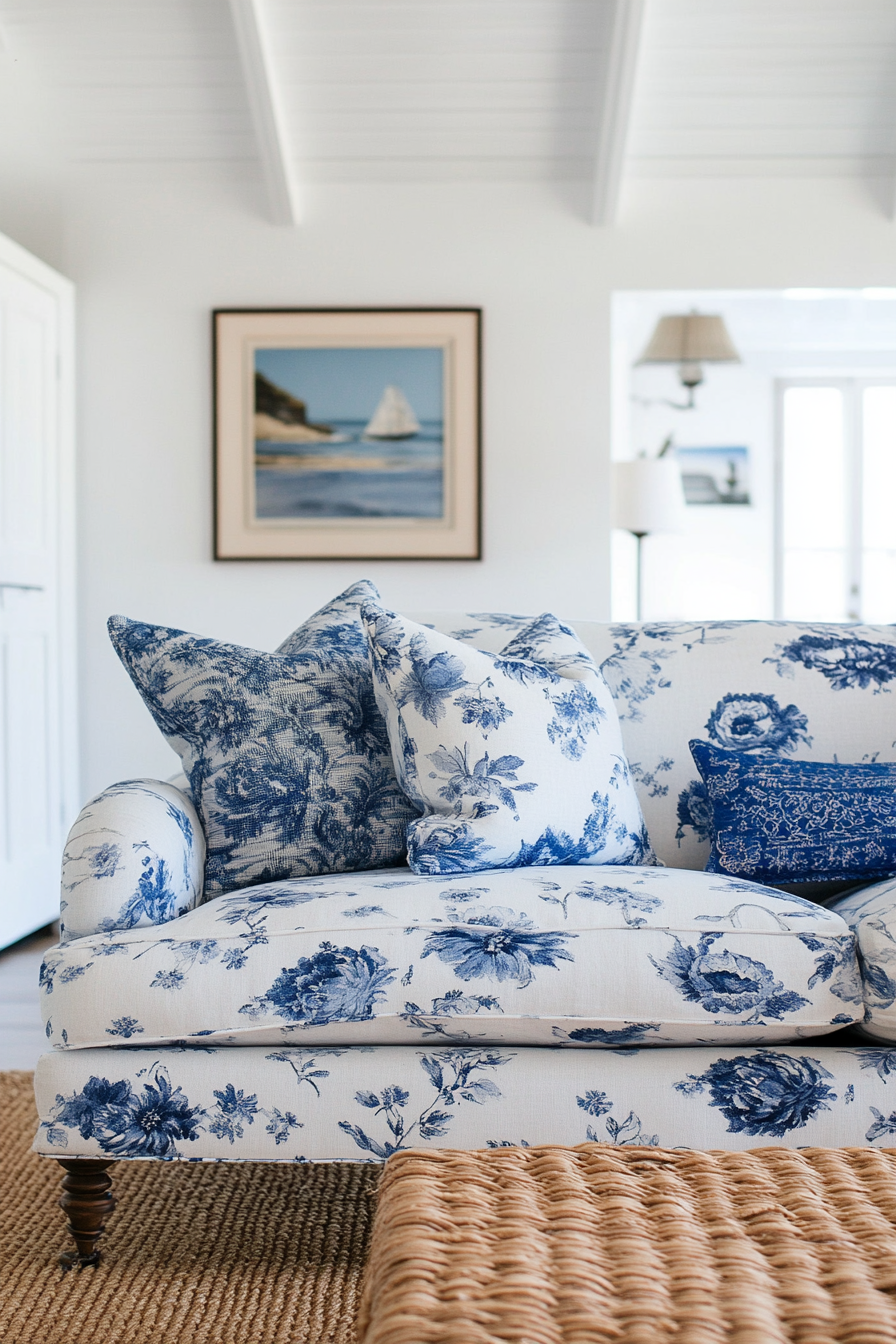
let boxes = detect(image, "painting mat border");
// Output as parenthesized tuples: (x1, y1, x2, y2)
(214, 308, 481, 560)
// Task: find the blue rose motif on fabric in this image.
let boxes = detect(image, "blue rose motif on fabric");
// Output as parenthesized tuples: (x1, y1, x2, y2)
(675, 1052, 836, 1136)
(771, 633, 896, 692)
(675, 780, 713, 844)
(651, 933, 810, 1020)
(250, 942, 396, 1025)
(51, 1070, 204, 1157)
(421, 906, 576, 987)
(397, 641, 468, 726)
(705, 692, 810, 754)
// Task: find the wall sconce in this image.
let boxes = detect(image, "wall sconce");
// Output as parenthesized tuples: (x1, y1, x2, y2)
(636, 311, 741, 410)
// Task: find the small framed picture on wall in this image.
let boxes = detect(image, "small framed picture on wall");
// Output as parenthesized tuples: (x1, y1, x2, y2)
(213, 307, 481, 559)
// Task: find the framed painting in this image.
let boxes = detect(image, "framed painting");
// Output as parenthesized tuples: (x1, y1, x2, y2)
(213, 308, 481, 559)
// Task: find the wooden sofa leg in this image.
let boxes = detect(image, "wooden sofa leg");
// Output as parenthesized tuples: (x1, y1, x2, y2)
(56, 1159, 116, 1270)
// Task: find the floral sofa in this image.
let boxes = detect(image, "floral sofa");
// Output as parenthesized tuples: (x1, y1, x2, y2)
(32, 602, 896, 1265)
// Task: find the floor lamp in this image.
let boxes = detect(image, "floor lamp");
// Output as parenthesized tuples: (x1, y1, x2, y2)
(612, 458, 686, 621)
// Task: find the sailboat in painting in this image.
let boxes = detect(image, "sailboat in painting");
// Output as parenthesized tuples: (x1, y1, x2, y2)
(364, 385, 421, 439)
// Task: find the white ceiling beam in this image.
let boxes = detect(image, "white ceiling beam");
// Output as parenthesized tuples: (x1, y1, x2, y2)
(591, 0, 646, 226)
(229, 0, 300, 225)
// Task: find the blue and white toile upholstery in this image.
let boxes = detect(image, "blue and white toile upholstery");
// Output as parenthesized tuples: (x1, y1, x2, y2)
(34, 1043, 896, 1162)
(33, 614, 896, 1163)
(38, 866, 860, 1052)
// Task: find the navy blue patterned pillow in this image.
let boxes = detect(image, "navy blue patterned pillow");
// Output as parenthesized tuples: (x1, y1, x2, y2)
(108, 581, 417, 896)
(690, 738, 896, 885)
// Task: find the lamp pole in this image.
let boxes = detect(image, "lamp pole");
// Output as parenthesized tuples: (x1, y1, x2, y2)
(632, 530, 647, 621)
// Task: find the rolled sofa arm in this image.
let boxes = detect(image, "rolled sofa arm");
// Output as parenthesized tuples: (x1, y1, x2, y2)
(829, 879, 896, 1041)
(60, 779, 206, 942)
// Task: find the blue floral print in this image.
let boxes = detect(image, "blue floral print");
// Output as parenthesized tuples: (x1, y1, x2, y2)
(409, 823, 495, 874)
(396, 644, 468, 725)
(866, 1107, 896, 1143)
(421, 907, 575, 987)
(208, 1085, 259, 1144)
(455, 681, 513, 736)
(50, 1070, 204, 1157)
(651, 933, 810, 1021)
(676, 1052, 837, 1136)
(84, 843, 122, 880)
(426, 746, 537, 819)
(850, 1050, 896, 1081)
(337, 1049, 510, 1158)
(770, 632, 896, 692)
(557, 1024, 661, 1045)
(245, 943, 397, 1025)
(401, 991, 503, 1039)
(705, 692, 810, 753)
(546, 684, 607, 761)
(675, 780, 713, 845)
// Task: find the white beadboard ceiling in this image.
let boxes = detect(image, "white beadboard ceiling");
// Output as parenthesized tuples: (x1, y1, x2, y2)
(2, 0, 896, 221)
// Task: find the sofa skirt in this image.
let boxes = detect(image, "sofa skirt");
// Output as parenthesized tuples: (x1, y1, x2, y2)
(31, 1042, 896, 1162)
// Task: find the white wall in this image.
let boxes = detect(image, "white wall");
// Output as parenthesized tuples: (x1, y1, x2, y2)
(5, 169, 896, 797)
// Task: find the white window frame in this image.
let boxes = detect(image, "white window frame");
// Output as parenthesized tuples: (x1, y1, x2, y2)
(774, 377, 896, 622)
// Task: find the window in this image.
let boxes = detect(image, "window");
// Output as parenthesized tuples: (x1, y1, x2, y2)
(776, 380, 896, 621)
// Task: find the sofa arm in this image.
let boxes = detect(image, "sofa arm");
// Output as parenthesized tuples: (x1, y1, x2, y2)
(60, 779, 205, 942)
(829, 879, 896, 1041)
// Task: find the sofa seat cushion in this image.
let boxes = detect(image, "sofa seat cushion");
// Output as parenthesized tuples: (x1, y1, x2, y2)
(40, 866, 862, 1051)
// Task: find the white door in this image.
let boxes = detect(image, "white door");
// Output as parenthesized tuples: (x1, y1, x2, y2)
(0, 234, 77, 950)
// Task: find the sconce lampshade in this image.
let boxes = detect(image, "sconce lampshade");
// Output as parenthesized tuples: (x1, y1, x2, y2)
(637, 314, 741, 367)
(612, 459, 686, 535)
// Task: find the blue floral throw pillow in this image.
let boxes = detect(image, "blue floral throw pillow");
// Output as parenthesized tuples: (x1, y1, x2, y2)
(361, 601, 653, 875)
(108, 581, 418, 897)
(690, 738, 896, 885)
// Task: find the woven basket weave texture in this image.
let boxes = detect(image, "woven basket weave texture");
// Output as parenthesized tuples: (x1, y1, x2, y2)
(358, 1144, 896, 1344)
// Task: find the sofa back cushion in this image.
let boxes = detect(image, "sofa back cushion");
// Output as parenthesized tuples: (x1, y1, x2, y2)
(411, 614, 896, 873)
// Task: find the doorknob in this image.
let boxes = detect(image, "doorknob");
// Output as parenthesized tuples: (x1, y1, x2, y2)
(0, 582, 44, 592)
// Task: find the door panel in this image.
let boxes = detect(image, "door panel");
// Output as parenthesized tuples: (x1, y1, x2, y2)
(0, 248, 72, 949)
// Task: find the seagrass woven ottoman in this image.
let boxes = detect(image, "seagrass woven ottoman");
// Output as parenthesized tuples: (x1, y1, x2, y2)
(356, 1145, 896, 1344)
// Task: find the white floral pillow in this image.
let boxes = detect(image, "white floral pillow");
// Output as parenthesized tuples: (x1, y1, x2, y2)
(361, 602, 653, 875)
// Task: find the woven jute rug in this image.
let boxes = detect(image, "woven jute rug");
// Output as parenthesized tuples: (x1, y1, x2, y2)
(357, 1144, 896, 1344)
(0, 1072, 378, 1344)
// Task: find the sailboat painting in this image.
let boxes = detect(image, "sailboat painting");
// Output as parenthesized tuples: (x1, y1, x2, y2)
(253, 346, 444, 520)
(214, 307, 480, 560)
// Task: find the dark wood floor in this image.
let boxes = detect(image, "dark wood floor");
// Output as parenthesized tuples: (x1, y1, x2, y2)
(0, 925, 57, 1071)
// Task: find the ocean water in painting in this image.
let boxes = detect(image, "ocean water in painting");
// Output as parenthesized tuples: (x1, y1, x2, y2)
(253, 346, 444, 520)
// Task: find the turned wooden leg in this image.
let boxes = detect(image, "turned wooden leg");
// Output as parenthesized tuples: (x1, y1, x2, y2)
(56, 1159, 116, 1270)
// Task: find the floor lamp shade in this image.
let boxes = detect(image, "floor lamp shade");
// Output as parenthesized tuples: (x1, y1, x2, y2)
(612, 459, 685, 535)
